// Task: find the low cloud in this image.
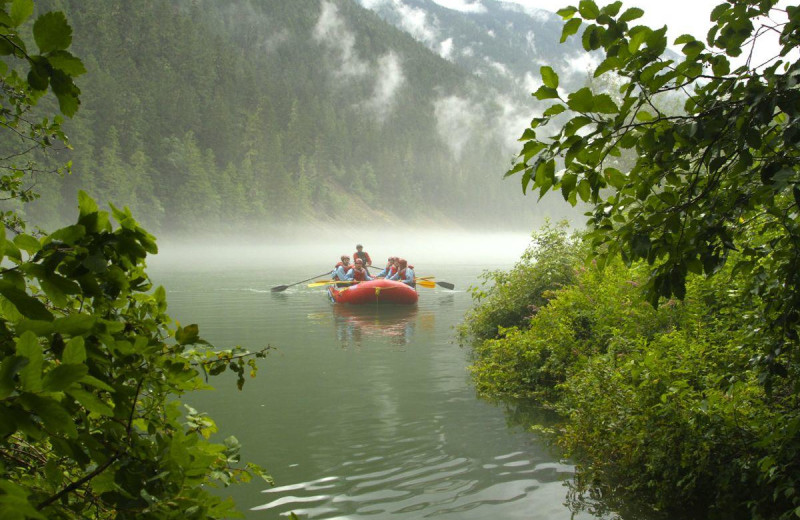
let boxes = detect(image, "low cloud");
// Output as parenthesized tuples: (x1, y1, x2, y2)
(564, 52, 601, 77)
(431, 0, 487, 13)
(314, 1, 406, 123)
(439, 37, 454, 59)
(366, 52, 406, 122)
(314, 1, 369, 79)
(395, 1, 439, 45)
(434, 95, 484, 158)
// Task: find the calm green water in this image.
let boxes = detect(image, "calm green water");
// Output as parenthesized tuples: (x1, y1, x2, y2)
(149, 258, 600, 520)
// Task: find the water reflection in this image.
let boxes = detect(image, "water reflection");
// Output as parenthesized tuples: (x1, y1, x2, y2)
(320, 305, 431, 349)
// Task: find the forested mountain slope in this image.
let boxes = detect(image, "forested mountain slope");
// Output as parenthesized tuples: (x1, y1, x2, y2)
(24, 0, 569, 233)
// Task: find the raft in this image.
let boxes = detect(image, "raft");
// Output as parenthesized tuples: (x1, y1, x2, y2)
(327, 279, 418, 305)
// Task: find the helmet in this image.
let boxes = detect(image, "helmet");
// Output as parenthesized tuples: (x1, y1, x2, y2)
(355, 258, 363, 264)
(341, 255, 350, 261)
(356, 244, 363, 249)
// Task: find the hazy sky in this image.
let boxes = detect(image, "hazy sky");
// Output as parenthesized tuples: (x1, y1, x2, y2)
(505, 0, 719, 39)
(432, 0, 790, 64)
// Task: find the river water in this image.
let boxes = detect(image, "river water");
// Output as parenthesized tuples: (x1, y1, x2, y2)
(149, 236, 603, 520)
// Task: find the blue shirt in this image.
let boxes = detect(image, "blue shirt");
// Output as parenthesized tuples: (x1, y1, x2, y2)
(332, 265, 354, 280)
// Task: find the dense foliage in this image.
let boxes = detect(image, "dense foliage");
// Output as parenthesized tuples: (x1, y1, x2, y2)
(462, 0, 800, 517)
(462, 227, 800, 518)
(17, 0, 548, 233)
(1, 3, 270, 518)
(458, 221, 584, 344)
(510, 0, 800, 370)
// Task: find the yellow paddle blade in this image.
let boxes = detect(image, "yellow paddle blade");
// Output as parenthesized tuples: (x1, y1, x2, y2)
(416, 279, 436, 288)
(307, 280, 358, 288)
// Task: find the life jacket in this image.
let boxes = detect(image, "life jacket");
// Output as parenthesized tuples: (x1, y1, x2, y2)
(353, 268, 368, 281)
(354, 251, 370, 264)
(397, 267, 408, 280)
(333, 262, 351, 280)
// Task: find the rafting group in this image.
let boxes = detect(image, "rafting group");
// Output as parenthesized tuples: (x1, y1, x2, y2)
(270, 244, 453, 305)
(325, 244, 420, 305)
(332, 245, 416, 287)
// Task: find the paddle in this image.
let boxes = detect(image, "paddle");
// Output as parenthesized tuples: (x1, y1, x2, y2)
(310, 278, 436, 288)
(436, 281, 455, 290)
(307, 280, 358, 288)
(271, 271, 331, 292)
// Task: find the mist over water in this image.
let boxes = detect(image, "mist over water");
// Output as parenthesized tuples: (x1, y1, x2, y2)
(149, 228, 535, 272)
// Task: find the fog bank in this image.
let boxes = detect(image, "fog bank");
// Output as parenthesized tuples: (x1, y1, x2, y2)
(148, 228, 535, 272)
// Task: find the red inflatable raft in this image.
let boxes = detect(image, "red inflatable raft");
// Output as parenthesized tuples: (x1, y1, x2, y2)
(327, 279, 418, 305)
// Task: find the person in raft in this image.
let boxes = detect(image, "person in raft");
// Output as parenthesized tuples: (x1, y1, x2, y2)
(332, 255, 354, 281)
(353, 244, 372, 267)
(388, 258, 415, 287)
(352, 258, 372, 282)
(375, 256, 397, 278)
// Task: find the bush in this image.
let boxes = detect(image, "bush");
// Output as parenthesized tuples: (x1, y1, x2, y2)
(459, 220, 584, 344)
(463, 223, 800, 518)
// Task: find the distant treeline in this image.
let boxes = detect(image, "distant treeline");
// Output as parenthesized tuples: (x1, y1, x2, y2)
(21, 0, 553, 233)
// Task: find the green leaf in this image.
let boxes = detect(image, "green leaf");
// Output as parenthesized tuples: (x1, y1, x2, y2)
(79, 375, 115, 393)
(39, 273, 80, 308)
(27, 61, 49, 91)
(564, 116, 592, 136)
(46, 50, 86, 76)
(556, 6, 578, 19)
(631, 233, 651, 258)
(592, 93, 618, 113)
(560, 173, 578, 200)
(62, 337, 86, 364)
(9, 0, 33, 27)
(176, 324, 200, 345)
(42, 364, 88, 392)
(0, 281, 54, 321)
(618, 7, 644, 23)
(578, 0, 600, 19)
(577, 179, 592, 202)
(0, 356, 29, 399)
(540, 66, 559, 89)
(15, 320, 54, 337)
(582, 25, 601, 51)
(594, 56, 620, 77)
(45, 224, 85, 245)
(66, 388, 114, 416)
(12, 233, 40, 255)
(561, 18, 582, 43)
(77, 190, 98, 218)
(22, 394, 78, 438)
(636, 110, 654, 121)
(605, 167, 627, 188)
(15, 331, 43, 393)
(55, 84, 80, 118)
(682, 40, 705, 59)
(601, 1, 622, 17)
(567, 87, 594, 112)
(534, 85, 560, 100)
(628, 26, 651, 53)
(543, 104, 566, 117)
(33, 11, 72, 53)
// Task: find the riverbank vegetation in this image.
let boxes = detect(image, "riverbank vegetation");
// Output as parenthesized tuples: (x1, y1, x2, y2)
(0, 4, 270, 518)
(462, 223, 797, 518)
(463, 1, 800, 518)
